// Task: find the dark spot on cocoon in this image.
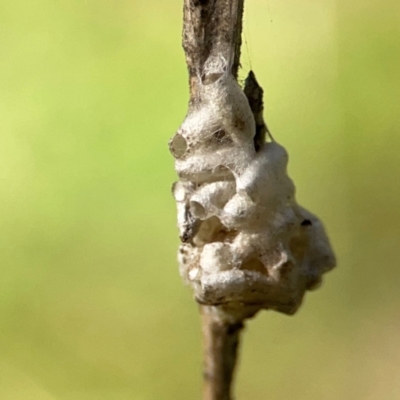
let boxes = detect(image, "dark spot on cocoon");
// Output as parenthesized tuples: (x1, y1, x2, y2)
(233, 115, 245, 130)
(301, 219, 312, 227)
(214, 130, 226, 140)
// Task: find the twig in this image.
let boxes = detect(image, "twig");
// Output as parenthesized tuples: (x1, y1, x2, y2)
(181, 2, 247, 398)
(182, 0, 244, 101)
(170, 1, 336, 399)
(201, 306, 243, 400)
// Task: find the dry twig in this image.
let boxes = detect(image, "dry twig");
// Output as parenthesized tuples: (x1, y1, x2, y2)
(169, 1, 336, 399)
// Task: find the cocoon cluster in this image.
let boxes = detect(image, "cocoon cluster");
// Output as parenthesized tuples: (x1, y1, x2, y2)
(170, 61, 335, 317)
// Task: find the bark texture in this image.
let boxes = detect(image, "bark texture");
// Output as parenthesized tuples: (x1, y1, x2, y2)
(183, 0, 244, 102)
(182, 3, 248, 399)
(182, 3, 247, 398)
(201, 306, 243, 400)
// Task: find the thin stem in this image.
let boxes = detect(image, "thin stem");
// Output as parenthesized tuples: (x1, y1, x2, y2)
(176, 2, 336, 398)
(182, 0, 244, 102)
(201, 306, 244, 400)
(181, 1, 247, 399)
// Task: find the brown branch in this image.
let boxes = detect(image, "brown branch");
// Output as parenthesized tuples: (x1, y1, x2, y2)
(201, 306, 244, 400)
(182, 2, 248, 399)
(174, 3, 336, 399)
(175, 2, 336, 400)
(182, 0, 244, 102)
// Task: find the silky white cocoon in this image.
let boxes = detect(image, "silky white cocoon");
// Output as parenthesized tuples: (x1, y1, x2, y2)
(169, 68, 335, 317)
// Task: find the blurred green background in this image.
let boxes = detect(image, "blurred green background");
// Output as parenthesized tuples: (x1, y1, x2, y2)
(1, 0, 399, 399)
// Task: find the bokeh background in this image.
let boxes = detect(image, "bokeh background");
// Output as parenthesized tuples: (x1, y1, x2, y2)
(1, 0, 399, 399)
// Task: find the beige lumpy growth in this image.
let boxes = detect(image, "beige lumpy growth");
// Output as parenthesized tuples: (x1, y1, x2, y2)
(169, 67, 336, 317)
